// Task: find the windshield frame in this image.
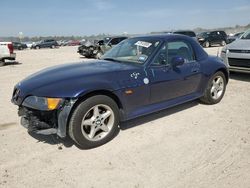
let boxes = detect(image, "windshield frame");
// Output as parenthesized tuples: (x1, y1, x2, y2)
(100, 37, 163, 66)
(240, 30, 250, 40)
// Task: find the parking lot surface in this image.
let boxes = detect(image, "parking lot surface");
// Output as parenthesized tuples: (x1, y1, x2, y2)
(0, 46, 249, 188)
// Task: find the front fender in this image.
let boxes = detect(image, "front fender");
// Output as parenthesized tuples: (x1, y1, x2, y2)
(28, 77, 119, 99)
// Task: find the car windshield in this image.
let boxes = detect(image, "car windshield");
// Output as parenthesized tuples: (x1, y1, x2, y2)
(198, 32, 209, 38)
(101, 38, 161, 64)
(241, 30, 250, 39)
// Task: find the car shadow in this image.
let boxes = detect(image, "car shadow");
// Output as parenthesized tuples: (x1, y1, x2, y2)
(28, 132, 75, 149)
(28, 100, 199, 150)
(230, 72, 250, 82)
(3, 61, 22, 66)
(120, 100, 199, 130)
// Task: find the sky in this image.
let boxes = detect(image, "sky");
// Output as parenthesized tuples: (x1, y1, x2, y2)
(1, 0, 250, 37)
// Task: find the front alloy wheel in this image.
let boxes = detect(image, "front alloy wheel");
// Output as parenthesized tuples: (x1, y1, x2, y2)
(81, 104, 115, 141)
(69, 95, 119, 149)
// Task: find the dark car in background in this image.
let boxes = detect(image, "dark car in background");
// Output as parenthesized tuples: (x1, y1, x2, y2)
(78, 36, 127, 59)
(31, 39, 59, 49)
(173, 30, 197, 39)
(12, 34, 228, 148)
(13, 42, 28, 50)
(197, 31, 228, 47)
(227, 32, 244, 44)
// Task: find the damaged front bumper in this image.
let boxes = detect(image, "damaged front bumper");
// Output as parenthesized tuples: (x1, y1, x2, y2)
(18, 99, 76, 138)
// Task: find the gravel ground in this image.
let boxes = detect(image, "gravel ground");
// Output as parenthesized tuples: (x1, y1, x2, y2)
(0, 46, 249, 188)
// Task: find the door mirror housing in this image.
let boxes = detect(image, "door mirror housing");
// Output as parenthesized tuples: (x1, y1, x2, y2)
(171, 56, 185, 67)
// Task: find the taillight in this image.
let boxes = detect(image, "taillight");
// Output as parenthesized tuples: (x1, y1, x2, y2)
(7, 43, 14, 54)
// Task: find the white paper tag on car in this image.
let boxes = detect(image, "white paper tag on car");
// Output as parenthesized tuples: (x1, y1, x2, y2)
(135, 41, 152, 48)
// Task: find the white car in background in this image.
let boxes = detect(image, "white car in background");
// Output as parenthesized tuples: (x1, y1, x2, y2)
(221, 29, 250, 73)
(0, 42, 16, 66)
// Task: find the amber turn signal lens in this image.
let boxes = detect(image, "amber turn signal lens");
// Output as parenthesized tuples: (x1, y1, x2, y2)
(47, 98, 62, 110)
(125, 90, 133, 95)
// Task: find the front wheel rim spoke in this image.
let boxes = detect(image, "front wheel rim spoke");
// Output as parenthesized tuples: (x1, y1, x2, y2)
(82, 119, 93, 126)
(93, 106, 100, 118)
(89, 126, 98, 139)
(100, 125, 109, 132)
(101, 110, 111, 120)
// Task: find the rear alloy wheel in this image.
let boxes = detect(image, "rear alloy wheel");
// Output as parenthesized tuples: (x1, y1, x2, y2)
(51, 45, 55, 49)
(36, 46, 40, 49)
(69, 95, 120, 149)
(200, 71, 226, 104)
(203, 41, 210, 48)
(221, 40, 226, 46)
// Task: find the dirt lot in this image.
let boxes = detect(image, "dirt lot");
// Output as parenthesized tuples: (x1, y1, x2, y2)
(0, 46, 249, 188)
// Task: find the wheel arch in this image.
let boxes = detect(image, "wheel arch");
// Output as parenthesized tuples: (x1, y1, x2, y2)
(66, 90, 124, 129)
(76, 90, 123, 109)
(215, 68, 229, 83)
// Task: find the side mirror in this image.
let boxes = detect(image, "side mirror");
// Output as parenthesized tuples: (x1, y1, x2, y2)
(171, 56, 185, 67)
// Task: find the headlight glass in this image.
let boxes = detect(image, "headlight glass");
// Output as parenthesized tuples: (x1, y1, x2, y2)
(221, 47, 228, 54)
(22, 96, 63, 111)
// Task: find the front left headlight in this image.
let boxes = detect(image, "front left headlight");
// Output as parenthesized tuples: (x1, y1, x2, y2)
(22, 96, 63, 111)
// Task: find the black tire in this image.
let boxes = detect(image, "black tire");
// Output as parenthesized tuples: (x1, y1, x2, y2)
(69, 95, 120, 149)
(221, 40, 226, 46)
(203, 41, 210, 48)
(200, 71, 226, 104)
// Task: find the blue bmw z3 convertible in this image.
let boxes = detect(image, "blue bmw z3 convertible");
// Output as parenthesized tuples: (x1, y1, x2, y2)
(12, 34, 229, 148)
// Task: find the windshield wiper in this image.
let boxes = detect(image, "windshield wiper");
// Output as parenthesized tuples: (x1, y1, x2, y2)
(103, 58, 121, 62)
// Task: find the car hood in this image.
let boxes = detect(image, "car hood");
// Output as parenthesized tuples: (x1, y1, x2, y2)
(16, 60, 140, 101)
(227, 39, 250, 50)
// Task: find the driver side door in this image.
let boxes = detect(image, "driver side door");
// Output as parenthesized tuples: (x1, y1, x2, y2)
(149, 40, 202, 104)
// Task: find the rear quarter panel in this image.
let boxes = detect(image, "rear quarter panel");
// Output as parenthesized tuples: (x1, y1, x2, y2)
(199, 56, 229, 92)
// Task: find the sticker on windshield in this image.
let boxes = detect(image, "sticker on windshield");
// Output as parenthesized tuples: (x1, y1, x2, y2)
(135, 41, 152, 48)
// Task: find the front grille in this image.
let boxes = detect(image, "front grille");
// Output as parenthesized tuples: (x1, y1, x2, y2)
(228, 58, 250, 68)
(229, 49, 250, 53)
